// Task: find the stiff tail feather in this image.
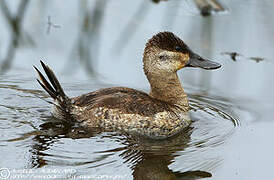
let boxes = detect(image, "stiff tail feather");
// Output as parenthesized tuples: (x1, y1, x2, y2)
(34, 60, 71, 118)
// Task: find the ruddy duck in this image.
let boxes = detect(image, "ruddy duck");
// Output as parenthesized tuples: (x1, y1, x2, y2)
(34, 32, 221, 139)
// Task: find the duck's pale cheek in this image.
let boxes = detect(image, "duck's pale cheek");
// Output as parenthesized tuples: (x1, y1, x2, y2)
(178, 63, 184, 69)
(177, 53, 189, 69)
(175, 61, 184, 70)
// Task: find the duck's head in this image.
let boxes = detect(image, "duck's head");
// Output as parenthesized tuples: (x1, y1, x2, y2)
(143, 32, 221, 76)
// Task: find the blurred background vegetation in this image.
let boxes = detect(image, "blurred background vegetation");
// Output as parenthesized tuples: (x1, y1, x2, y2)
(0, 0, 273, 99)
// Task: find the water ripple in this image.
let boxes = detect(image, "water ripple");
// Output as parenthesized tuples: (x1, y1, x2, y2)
(0, 78, 246, 179)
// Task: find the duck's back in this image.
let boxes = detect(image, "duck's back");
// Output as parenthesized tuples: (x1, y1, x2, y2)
(72, 87, 169, 115)
(69, 87, 190, 139)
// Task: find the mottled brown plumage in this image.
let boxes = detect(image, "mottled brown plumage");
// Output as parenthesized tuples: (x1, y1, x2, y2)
(34, 32, 221, 139)
(72, 87, 172, 116)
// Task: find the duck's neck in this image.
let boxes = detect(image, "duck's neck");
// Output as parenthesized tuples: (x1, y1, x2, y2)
(147, 72, 189, 110)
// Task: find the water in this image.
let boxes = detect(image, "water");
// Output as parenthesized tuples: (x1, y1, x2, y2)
(0, 0, 274, 180)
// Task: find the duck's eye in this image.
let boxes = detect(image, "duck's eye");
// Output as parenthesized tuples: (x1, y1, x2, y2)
(159, 55, 166, 60)
(175, 46, 182, 51)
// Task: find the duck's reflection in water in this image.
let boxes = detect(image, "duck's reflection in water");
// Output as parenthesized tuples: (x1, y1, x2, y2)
(29, 119, 211, 180)
(103, 129, 212, 180)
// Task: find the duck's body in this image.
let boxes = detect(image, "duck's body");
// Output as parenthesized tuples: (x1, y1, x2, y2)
(34, 32, 221, 139)
(69, 87, 190, 138)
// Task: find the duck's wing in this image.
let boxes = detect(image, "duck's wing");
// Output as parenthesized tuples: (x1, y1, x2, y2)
(71, 87, 171, 117)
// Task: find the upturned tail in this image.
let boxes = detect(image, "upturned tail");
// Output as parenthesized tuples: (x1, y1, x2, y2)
(34, 61, 71, 119)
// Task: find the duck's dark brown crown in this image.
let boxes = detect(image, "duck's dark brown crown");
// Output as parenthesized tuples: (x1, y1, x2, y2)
(145, 31, 190, 53)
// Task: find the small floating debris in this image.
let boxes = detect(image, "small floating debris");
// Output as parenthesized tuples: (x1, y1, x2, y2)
(194, 0, 227, 16)
(47, 16, 61, 34)
(249, 57, 264, 63)
(151, 0, 168, 3)
(221, 52, 242, 61)
(221, 52, 265, 63)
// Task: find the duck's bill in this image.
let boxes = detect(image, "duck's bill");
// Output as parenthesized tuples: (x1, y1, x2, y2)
(186, 53, 221, 70)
